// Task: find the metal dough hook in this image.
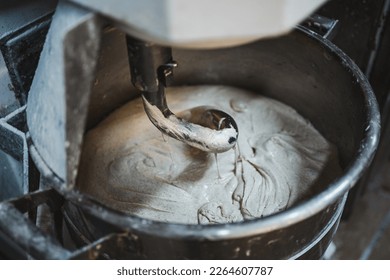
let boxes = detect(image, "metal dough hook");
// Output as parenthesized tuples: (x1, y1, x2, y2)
(126, 37, 238, 153)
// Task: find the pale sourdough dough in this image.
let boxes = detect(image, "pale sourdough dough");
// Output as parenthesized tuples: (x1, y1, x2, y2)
(77, 85, 341, 224)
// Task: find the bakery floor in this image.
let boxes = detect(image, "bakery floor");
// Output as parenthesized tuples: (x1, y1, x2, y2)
(327, 105, 390, 260)
(327, 179, 390, 259)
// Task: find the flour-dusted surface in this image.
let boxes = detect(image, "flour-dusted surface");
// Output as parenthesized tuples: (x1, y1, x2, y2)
(77, 85, 341, 224)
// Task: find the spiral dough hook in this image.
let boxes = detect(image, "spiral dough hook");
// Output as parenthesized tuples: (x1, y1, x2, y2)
(126, 37, 238, 153)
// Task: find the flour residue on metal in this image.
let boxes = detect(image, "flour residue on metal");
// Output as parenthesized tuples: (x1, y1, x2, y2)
(142, 96, 238, 153)
(77, 85, 342, 224)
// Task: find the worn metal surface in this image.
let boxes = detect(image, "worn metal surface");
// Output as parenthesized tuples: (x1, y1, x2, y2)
(0, 187, 151, 260)
(0, 106, 30, 198)
(301, 14, 339, 40)
(0, 15, 52, 104)
(0, 190, 70, 259)
(62, 193, 346, 259)
(0, 52, 19, 118)
(0, 0, 57, 105)
(85, 27, 133, 130)
(318, 0, 390, 219)
(0, 0, 57, 40)
(368, 0, 390, 107)
(319, 0, 386, 76)
(26, 1, 102, 188)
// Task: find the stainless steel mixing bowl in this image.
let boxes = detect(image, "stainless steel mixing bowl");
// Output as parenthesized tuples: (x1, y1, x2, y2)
(60, 26, 381, 259)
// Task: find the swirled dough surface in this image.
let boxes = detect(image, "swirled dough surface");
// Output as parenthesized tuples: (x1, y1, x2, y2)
(77, 85, 341, 224)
